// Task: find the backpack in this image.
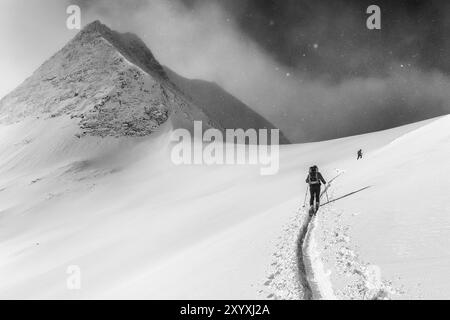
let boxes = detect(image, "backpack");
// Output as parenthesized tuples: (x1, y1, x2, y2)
(309, 166, 319, 185)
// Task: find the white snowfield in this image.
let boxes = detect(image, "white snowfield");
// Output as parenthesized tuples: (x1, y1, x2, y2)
(0, 114, 448, 299)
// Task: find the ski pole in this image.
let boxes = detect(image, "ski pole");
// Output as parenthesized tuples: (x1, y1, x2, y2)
(302, 187, 308, 208)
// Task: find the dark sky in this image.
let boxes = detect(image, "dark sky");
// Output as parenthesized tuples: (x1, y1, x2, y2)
(183, 0, 449, 81)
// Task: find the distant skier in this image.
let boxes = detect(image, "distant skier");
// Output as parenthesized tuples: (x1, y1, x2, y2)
(357, 149, 363, 160)
(306, 165, 326, 214)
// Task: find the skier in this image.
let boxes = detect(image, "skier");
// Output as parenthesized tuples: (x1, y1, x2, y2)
(357, 149, 363, 160)
(306, 165, 327, 214)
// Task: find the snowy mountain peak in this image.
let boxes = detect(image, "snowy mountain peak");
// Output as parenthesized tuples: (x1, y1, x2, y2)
(73, 20, 168, 80)
(78, 19, 109, 35)
(80, 19, 109, 33)
(0, 21, 287, 142)
(0, 21, 193, 136)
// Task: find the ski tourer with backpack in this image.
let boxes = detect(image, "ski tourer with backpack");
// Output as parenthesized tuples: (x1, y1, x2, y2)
(306, 165, 327, 216)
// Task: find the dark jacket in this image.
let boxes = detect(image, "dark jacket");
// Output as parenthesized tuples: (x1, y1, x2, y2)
(306, 172, 326, 185)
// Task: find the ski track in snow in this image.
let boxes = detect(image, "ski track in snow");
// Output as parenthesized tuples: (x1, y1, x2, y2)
(259, 203, 330, 300)
(303, 215, 337, 299)
(259, 181, 338, 299)
(297, 213, 313, 299)
(262, 176, 404, 300)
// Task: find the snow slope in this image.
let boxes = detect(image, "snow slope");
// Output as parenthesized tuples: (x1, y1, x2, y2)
(312, 115, 450, 299)
(0, 115, 298, 299)
(1, 110, 447, 299)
